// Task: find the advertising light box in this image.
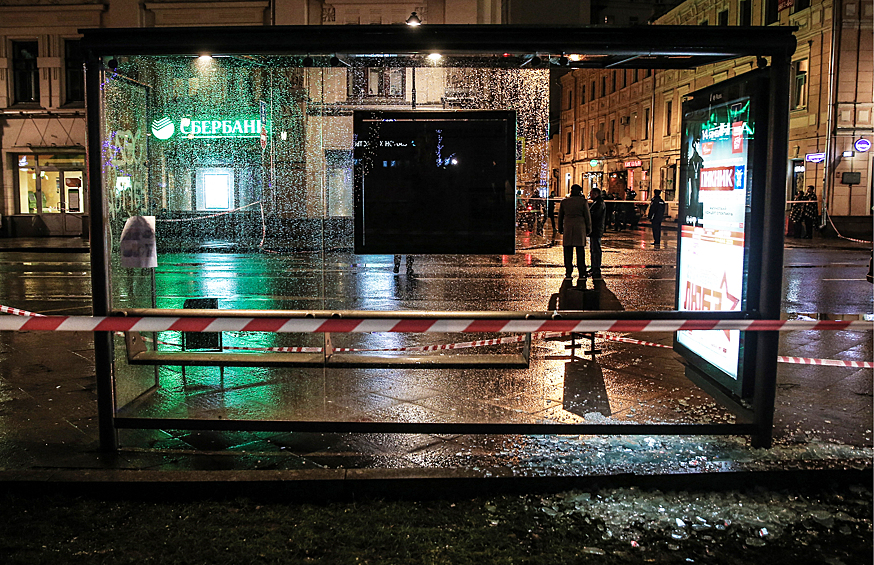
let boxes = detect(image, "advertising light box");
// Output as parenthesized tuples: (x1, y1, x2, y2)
(675, 70, 769, 397)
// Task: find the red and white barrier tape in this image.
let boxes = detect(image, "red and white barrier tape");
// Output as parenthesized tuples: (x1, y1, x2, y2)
(3, 305, 868, 366)
(826, 211, 873, 244)
(335, 333, 531, 352)
(777, 356, 872, 368)
(0, 305, 45, 317)
(0, 315, 869, 333)
(581, 332, 873, 367)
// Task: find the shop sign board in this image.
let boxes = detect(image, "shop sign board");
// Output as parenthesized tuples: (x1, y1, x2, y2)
(151, 116, 264, 140)
(805, 152, 825, 163)
(854, 138, 870, 153)
(624, 159, 642, 168)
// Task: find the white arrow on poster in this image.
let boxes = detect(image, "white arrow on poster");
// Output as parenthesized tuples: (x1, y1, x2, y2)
(119, 216, 157, 268)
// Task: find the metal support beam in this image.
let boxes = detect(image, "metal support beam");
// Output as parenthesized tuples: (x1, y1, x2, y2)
(752, 53, 793, 448)
(114, 417, 759, 437)
(86, 55, 117, 452)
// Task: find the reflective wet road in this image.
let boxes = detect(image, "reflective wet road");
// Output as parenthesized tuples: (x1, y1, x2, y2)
(0, 226, 870, 471)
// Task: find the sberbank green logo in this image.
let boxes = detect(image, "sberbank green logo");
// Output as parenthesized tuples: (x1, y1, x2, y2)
(151, 117, 175, 140)
(149, 115, 264, 140)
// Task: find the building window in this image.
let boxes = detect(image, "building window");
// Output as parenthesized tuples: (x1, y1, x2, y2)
(621, 70, 627, 89)
(718, 10, 729, 25)
(590, 125, 595, 149)
(644, 69, 652, 78)
(64, 40, 85, 104)
(567, 89, 574, 109)
(643, 108, 650, 140)
(791, 59, 808, 109)
(611, 72, 617, 93)
(793, 0, 810, 12)
(348, 67, 405, 98)
(580, 84, 586, 105)
(566, 131, 572, 154)
(739, 0, 752, 25)
(601, 76, 607, 97)
(12, 41, 40, 105)
(632, 69, 638, 83)
(665, 101, 673, 136)
(580, 129, 585, 151)
(700, 19, 709, 25)
(591, 81, 596, 100)
(610, 119, 616, 143)
(765, 0, 779, 24)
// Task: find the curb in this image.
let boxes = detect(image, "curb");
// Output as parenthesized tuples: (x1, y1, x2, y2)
(1, 467, 870, 501)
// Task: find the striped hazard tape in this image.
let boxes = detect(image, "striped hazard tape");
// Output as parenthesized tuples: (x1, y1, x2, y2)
(0, 305, 45, 317)
(151, 331, 873, 367)
(587, 332, 873, 368)
(0, 315, 870, 333)
(777, 356, 872, 368)
(2, 305, 870, 367)
(826, 211, 873, 244)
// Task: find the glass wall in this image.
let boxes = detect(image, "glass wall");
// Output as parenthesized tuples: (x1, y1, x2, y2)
(99, 55, 549, 411)
(100, 55, 549, 312)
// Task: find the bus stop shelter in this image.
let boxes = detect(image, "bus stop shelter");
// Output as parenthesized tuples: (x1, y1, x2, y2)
(80, 24, 797, 451)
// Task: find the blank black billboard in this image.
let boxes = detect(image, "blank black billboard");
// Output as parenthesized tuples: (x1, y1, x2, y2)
(353, 110, 516, 255)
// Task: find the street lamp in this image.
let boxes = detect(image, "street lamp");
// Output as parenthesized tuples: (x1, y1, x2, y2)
(407, 10, 421, 109)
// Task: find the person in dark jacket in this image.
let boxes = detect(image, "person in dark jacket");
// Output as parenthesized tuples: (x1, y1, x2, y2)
(802, 185, 818, 239)
(558, 184, 592, 280)
(547, 189, 558, 238)
(587, 187, 607, 278)
(789, 189, 805, 237)
(647, 189, 666, 247)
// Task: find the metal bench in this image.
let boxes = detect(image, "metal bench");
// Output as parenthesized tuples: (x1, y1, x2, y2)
(122, 308, 531, 370)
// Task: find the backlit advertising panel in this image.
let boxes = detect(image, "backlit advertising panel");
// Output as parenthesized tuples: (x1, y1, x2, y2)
(675, 71, 769, 396)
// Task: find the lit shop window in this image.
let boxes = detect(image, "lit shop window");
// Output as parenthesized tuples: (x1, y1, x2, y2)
(196, 168, 234, 210)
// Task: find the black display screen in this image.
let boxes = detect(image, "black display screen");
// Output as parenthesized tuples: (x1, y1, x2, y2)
(353, 110, 516, 255)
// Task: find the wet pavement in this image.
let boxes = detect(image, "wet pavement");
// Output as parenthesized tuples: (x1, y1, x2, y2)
(0, 224, 870, 492)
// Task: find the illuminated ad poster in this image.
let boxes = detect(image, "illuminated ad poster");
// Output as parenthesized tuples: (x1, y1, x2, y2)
(675, 71, 768, 388)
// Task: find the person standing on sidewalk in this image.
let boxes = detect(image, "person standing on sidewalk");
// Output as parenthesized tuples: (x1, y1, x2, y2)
(789, 189, 805, 238)
(558, 184, 592, 280)
(587, 187, 606, 278)
(802, 185, 818, 239)
(547, 190, 558, 240)
(647, 189, 666, 247)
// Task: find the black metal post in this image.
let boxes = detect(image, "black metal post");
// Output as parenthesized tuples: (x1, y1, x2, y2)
(85, 55, 118, 451)
(752, 52, 792, 448)
(411, 66, 416, 109)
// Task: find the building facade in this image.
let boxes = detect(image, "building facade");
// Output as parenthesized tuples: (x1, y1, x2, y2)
(557, 0, 873, 237)
(0, 0, 506, 237)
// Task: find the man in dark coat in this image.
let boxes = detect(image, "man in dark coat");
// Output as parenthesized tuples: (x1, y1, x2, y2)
(587, 187, 607, 278)
(558, 184, 592, 280)
(647, 189, 666, 248)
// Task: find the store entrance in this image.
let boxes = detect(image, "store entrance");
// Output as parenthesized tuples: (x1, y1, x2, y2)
(17, 154, 87, 237)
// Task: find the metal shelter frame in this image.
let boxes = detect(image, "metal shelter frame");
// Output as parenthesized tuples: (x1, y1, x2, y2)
(81, 24, 797, 451)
